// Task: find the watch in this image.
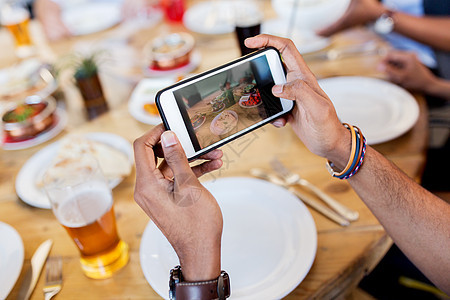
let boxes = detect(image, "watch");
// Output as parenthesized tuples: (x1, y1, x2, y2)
(373, 10, 396, 35)
(169, 266, 231, 300)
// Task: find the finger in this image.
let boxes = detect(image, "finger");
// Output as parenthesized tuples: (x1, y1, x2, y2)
(245, 34, 308, 71)
(161, 131, 195, 178)
(158, 160, 173, 179)
(383, 64, 407, 84)
(192, 159, 223, 178)
(271, 117, 288, 128)
(133, 124, 166, 179)
(197, 149, 223, 161)
(272, 79, 332, 113)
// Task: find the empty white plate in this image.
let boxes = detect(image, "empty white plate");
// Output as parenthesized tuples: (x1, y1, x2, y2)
(319, 76, 420, 144)
(0, 222, 24, 300)
(140, 177, 317, 299)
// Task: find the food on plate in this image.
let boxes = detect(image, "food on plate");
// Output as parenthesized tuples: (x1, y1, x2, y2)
(239, 91, 262, 108)
(210, 110, 238, 135)
(243, 84, 255, 94)
(191, 112, 206, 130)
(39, 135, 132, 187)
(143, 103, 159, 116)
(211, 100, 225, 112)
(145, 32, 195, 70)
(2, 96, 56, 143)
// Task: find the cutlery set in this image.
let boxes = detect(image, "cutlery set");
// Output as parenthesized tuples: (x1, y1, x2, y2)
(251, 159, 359, 226)
(17, 239, 62, 300)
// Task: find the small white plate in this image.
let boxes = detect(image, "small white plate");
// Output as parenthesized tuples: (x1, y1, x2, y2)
(183, 1, 259, 35)
(2, 108, 67, 151)
(15, 132, 133, 209)
(142, 51, 202, 78)
(62, 2, 122, 36)
(0, 222, 24, 300)
(128, 78, 175, 125)
(140, 177, 317, 299)
(318, 76, 420, 144)
(262, 19, 331, 54)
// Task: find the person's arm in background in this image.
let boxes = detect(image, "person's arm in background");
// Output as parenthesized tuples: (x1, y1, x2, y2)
(378, 50, 450, 101)
(317, 0, 450, 52)
(133, 125, 224, 281)
(245, 34, 450, 293)
(34, 0, 71, 41)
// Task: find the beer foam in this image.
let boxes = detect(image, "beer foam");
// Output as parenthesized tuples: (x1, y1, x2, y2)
(0, 7, 29, 25)
(56, 186, 112, 228)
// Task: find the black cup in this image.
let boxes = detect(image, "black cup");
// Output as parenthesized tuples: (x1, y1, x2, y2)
(235, 22, 261, 56)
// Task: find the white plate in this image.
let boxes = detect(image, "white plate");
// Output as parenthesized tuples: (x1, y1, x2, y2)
(262, 19, 331, 54)
(0, 222, 24, 300)
(318, 76, 420, 144)
(62, 2, 122, 36)
(140, 177, 317, 299)
(143, 51, 202, 78)
(128, 78, 175, 125)
(2, 108, 67, 151)
(15, 132, 133, 209)
(183, 1, 259, 35)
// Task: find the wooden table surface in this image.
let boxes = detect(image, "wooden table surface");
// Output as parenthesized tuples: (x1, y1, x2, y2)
(1, 1, 428, 299)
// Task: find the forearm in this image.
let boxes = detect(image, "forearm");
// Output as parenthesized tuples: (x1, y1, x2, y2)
(347, 147, 450, 292)
(391, 12, 450, 51)
(426, 78, 450, 101)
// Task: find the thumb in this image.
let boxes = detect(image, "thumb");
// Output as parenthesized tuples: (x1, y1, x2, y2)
(161, 131, 194, 177)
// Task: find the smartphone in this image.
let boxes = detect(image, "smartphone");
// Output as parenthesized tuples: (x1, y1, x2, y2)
(156, 47, 293, 160)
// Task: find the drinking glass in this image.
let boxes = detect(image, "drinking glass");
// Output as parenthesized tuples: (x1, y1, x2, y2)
(0, 0, 35, 57)
(43, 156, 129, 279)
(234, 1, 263, 56)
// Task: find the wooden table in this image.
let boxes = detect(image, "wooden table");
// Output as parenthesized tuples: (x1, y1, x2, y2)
(1, 1, 428, 299)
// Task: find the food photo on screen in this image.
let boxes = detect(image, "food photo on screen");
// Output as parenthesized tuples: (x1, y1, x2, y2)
(173, 56, 283, 151)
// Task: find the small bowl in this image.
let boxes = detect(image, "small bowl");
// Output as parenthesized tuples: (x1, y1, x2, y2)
(144, 32, 195, 70)
(2, 96, 56, 142)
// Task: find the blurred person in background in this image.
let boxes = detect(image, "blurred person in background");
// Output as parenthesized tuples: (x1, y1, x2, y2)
(318, 0, 450, 297)
(318, 0, 450, 191)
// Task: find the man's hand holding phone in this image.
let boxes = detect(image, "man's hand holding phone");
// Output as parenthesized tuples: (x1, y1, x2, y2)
(133, 124, 224, 282)
(245, 35, 352, 170)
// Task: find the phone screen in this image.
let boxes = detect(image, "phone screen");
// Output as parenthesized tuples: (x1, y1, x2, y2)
(172, 55, 283, 151)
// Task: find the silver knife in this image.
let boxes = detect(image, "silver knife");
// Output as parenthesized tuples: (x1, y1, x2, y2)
(18, 239, 53, 300)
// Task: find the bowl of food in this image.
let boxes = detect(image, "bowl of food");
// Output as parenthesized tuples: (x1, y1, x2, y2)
(271, 0, 351, 32)
(2, 96, 57, 143)
(144, 32, 195, 71)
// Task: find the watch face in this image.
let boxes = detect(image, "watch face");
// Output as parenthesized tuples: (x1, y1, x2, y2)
(374, 14, 395, 34)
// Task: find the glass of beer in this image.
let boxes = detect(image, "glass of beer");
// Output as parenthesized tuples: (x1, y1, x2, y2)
(0, 0, 35, 57)
(43, 155, 129, 279)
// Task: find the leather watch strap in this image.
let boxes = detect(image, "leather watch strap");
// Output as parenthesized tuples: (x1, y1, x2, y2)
(174, 271, 230, 300)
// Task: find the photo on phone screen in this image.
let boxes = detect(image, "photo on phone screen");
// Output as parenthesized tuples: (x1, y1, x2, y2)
(172, 55, 283, 152)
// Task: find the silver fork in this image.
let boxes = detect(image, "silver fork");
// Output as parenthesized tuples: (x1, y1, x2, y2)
(43, 256, 62, 300)
(271, 159, 359, 221)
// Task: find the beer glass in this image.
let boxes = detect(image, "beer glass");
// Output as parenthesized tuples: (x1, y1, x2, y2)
(43, 156, 129, 279)
(0, 0, 35, 57)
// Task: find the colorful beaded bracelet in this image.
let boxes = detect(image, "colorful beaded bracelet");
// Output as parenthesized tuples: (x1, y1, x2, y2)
(326, 124, 366, 180)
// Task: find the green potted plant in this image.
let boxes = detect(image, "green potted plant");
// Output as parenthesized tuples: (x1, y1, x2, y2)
(58, 52, 109, 120)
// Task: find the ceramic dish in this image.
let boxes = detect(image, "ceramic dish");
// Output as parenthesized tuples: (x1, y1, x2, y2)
(318, 76, 420, 144)
(0, 222, 24, 300)
(140, 177, 317, 299)
(15, 132, 133, 209)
